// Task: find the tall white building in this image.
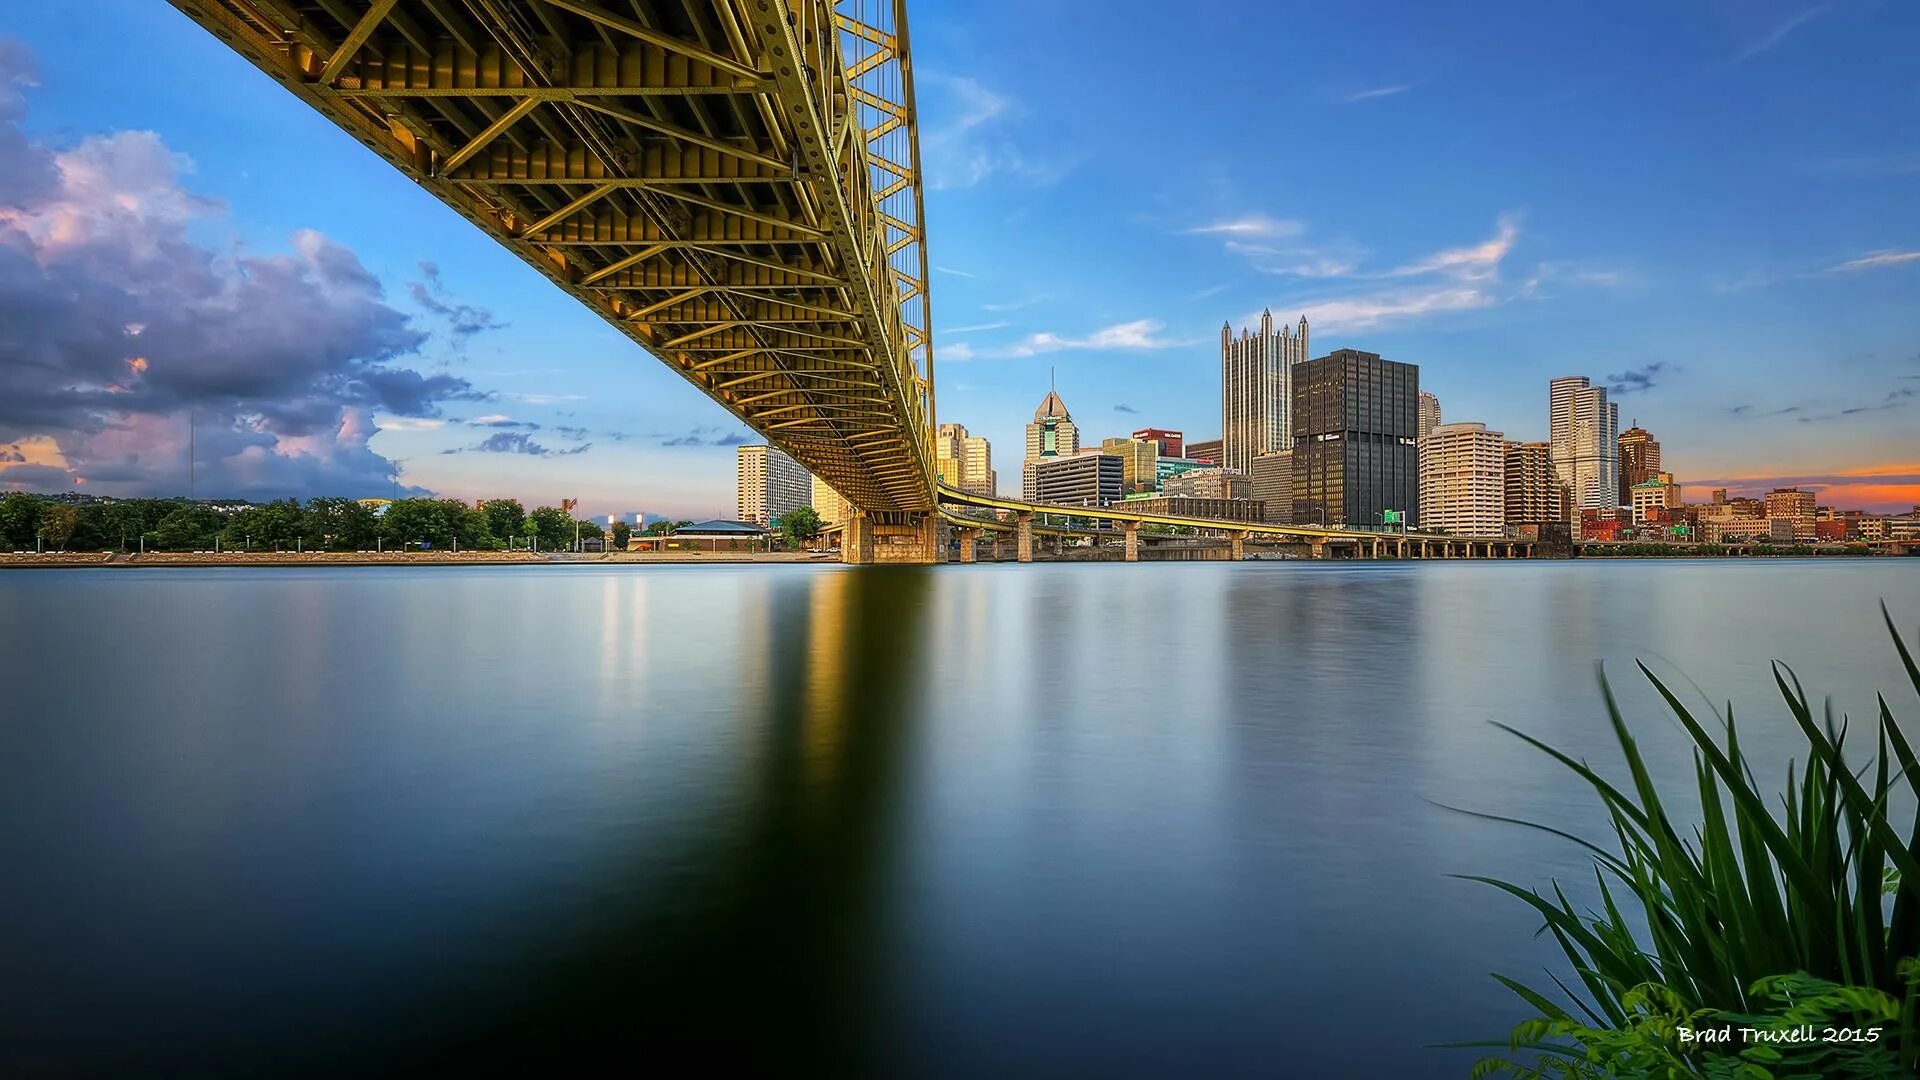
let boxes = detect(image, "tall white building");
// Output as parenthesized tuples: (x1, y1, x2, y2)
(1420, 421, 1507, 536)
(1549, 376, 1619, 511)
(1022, 387, 1078, 500)
(737, 444, 810, 526)
(1220, 309, 1309, 477)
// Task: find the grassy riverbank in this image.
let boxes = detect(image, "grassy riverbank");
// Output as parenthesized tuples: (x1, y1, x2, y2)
(0, 550, 833, 568)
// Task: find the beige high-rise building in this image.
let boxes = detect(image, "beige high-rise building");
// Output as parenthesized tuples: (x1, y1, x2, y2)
(811, 473, 850, 526)
(1251, 450, 1294, 524)
(1022, 387, 1078, 500)
(1418, 391, 1442, 441)
(1763, 487, 1817, 540)
(1100, 437, 1159, 493)
(936, 422, 997, 495)
(1220, 309, 1309, 477)
(1549, 376, 1619, 511)
(1421, 422, 1506, 536)
(1503, 440, 1567, 527)
(1630, 471, 1681, 525)
(737, 444, 810, 527)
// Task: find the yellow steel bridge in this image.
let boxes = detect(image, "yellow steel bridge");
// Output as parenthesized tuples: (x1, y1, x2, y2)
(167, 0, 1529, 563)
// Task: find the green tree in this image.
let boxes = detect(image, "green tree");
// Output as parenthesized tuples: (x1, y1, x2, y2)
(380, 498, 454, 548)
(102, 501, 148, 551)
(0, 491, 40, 549)
(302, 497, 379, 550)
(66, 504, 110, 551)
(780, 505, 822, 550)
(38, 504, 79, 550)
(444, 499, 498, 550)
(527, 505, 572, 550)
(642, 519, 692, 537)
(610, 520, 632, 550)
(481, 498, 525, 544)
(152, 506, 220, 551)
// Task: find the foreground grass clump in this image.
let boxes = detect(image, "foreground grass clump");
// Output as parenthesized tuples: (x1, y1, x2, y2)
(1466, 604, 1920, 1079)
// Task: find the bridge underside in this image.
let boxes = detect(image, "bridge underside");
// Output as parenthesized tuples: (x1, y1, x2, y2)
(170, 0, 937, 513)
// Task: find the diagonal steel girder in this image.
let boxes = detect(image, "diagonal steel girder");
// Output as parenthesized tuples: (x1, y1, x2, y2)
(163, 0, 937, 514)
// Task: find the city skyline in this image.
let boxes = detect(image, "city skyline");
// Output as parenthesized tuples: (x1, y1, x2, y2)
(0, 2, 1916, 518)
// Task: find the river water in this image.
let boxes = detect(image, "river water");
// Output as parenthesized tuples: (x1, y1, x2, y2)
(1, 560, 1915, 1075)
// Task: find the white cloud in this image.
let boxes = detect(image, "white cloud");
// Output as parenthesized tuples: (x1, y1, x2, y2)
(379, 416, 447, 431)
(468, 413, 511, 425)
(1724, 5, 1829, 68)
(918, 72, 1068, 189)
(1180, 214, 1303, 239)
(935, 265, 977, 278)
(1339, 84, 1413, 104)
(1295, 286, 1497, 331)
(943, 321, 1009, 334)
(938, 341, 976, 362)
(1384, 215, 1519, 280)
(1000, 319, 1185, 357)
(1830, 250, 1920, 273)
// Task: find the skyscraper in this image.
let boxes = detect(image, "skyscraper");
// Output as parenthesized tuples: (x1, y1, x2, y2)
(1503, 441, 1568, 528)
(1420, 421, 1506, 536)
(1291, 349, 1420, 528)
(1617, 424, 1661, 503)
(1220, 310, 1309, 477)
(737, 444, 810, 527)
(936, 422, 997, 495)
(1418, 391, 1442, 441)
(1549, 376, 1619, 511)
(1022, 385, 1078, 500)
(1186, 437, 1223, 465)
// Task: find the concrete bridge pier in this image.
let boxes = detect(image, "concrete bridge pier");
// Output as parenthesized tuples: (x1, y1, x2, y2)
(1123, 522, 1140, 562)
(957, 527, 978, 563)
(1229, 531, 1247, 560)
(1016, 512, 1034, 563)
(842, 512, 875, 564)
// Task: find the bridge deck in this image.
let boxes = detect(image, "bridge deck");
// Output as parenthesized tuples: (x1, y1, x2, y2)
(170, 0, 936, 512)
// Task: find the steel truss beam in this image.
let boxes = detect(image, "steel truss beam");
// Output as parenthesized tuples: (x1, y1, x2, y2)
(168, 0, 939, 515)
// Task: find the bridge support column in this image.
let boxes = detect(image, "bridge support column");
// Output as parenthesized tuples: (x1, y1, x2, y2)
(958, 528, 978, 563)
(1229, 531, 1247, 560)
(1016, 512, 1034, 563)
(1310, 538, 1327, 560)
(1122, 522, 1140, 562)
(842, 512, 875, 565)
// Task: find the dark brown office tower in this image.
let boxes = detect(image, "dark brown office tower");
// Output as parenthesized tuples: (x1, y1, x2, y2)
(1291, 349, 1420, 528)
(1617, 424, 1661, 503)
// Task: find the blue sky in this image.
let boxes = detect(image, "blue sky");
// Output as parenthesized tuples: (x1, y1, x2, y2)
(1, 0, 1916, 516)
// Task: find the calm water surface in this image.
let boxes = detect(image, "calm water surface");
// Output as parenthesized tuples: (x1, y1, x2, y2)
(2, 560, 1916, 1076)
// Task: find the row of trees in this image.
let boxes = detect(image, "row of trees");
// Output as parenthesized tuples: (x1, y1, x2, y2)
(2, 491, 831, 553)
(0, 493, 613, 553)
